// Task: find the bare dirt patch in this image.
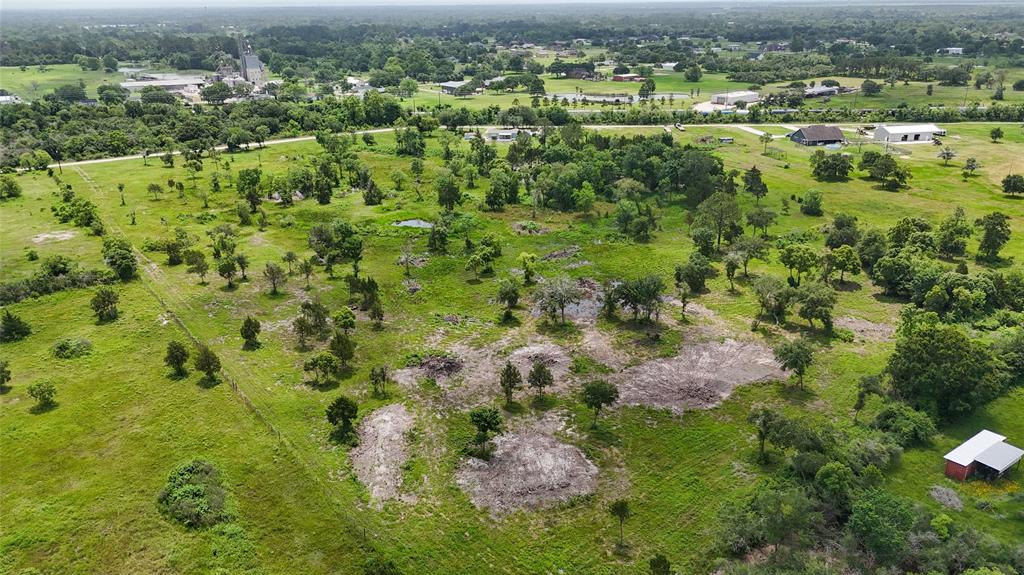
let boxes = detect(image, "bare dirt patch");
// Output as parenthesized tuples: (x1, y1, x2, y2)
(456, 412, 597, 514)
(613, 338, 784, 414)
(393, 334, 575, 408)
(541, 245, 581, 260)
(31, 230, 76, 243)
(349, 404, 415, 504)
(835, 316, 894, 341)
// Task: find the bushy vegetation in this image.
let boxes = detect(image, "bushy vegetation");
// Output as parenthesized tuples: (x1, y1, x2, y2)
(156, 459, 231, 527)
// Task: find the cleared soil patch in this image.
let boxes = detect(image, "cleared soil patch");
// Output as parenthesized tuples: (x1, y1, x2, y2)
(613, 339, 784, 414)
(835, 316, 895, 341)
(456, 413, 597, 514)
(393, 337, 575, 408)
(31, 230, 76, 243)
(349, 404, 415, 503)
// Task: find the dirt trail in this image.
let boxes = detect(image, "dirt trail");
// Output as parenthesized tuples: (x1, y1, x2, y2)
(349, 404, 415, 504)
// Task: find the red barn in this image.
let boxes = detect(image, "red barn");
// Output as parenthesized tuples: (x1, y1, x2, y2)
(944, 430, 1023, 481)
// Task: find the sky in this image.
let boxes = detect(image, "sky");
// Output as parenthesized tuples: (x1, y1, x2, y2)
(4, 0, 717, 9)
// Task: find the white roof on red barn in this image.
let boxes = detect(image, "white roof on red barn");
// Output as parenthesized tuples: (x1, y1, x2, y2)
(944, 430, 1006, 466)
(975, 441, 1024, 473)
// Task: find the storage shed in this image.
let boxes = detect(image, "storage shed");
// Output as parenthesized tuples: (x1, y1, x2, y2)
(873, 124, 945, 144)
(943, 430, 1023, 481)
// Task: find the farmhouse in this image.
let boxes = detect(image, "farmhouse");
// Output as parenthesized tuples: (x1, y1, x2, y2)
(439, 80, 470, 95)
(944, 430, 1023, 481)
(709, 90, 760, 105)
(612, 73, 644, 82)
(873, 123, 945, 144)
(789, 125, 845, 146)
(483, 127, 533, 142)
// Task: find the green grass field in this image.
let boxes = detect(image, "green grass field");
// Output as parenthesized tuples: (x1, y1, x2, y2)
(2, 122, 1021, 573)
(0, 64, 125, 100)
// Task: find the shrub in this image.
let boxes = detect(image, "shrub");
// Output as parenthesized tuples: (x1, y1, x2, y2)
(873, 401, 937, 446)
(51, 337, 92, 358)
(28, 380, 57, 407)
(157, 459, 230, 527)
(0, 309, 32, 342)
(800, 190, 823, 216)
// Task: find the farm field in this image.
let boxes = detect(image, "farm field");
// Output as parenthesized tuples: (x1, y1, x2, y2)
(0, 64, 125, 100)
(2, 121, 1022, 574)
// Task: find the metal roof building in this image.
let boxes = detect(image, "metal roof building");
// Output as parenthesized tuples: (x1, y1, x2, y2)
(944, 430, 1023, 481)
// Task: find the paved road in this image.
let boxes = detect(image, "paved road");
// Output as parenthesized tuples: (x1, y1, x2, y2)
(47, 121, 1019, 169)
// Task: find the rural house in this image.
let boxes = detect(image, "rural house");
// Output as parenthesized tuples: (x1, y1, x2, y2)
(944, 430, 1023, 481)
(789, 125, 845, 146)
(612, 73, 644, 82)
(873, 123, 945, 144)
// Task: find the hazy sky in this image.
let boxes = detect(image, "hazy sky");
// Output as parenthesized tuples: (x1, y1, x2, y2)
(5, 0, 706, 9)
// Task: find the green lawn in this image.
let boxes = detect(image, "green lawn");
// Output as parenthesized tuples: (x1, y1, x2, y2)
(0, 64, 125, 100)
(2, 122, 1021, 573)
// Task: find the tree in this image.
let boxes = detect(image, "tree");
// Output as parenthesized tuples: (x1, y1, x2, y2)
(527, 362, 553, 396)
(797, 283, 837, 330)
(235, 254, 250, 280)
(887, 323, 1006, 421)
(1002, 174, 1024, 196)
(724, 253, 742, 291)
(283, 251, 298, 275)
(28, 380, 57, 408)
(436, 169, 462, 212)
(499, 361, 522, 405)
(848, 490, 915, 564)
(218, 257, 238, 288)
(326, 395, 358, 432)
(241, 316, 261, 350)
(732, 236, 768, 276)
(534, 276, 583, 323)
(184, 250, 210, 284)
(975, 212, 1011, 260)
(774, 337, 815, 388)
(759, 132, 773, 154)
(872, 401, 937, 446)
(990, 126, 1004, 143)
(298, 257, 316, 288)
(165, 341, 189, 376)
(779, 243, 818, 286)
(675, 252, 713, 293)
(582, 379, 619, 427)
(937, 146, 956, 166)
(263, 262, 287, 295)
(496, 278, 520, 314)
(861, 79, 882, 96)
(608, 499, 631, 547)
(832, 244, 861, 282)
(742, 166, 768, 204)
(684, 65, 702, 82)
(0, 309, 31, 342)
(469, 406, 503, 445)
(193, 344, 221, 381)
(200, 81, 233, 105)
(368, 366, 389, 397)
(810, 151, 853, 182)
(697, 191, 741, 247)
(328, 329, 356, 367)
(304, 352, 341, 386)
(334, 307, 357, 334)
(747, 403, 784, 462)
(90, 287, 119, 322)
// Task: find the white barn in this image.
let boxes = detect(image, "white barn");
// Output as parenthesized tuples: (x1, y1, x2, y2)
(873, 124, 945, 144)
(710, 90, 760, 106)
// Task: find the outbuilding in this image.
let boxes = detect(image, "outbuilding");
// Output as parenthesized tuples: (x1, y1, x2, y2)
(944, 430, 1023, 481)
(789, 125, 845, 146)
(710, 90, 760, 106)
(439, 80, 470, 95)
(873, 123, 945, 144)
